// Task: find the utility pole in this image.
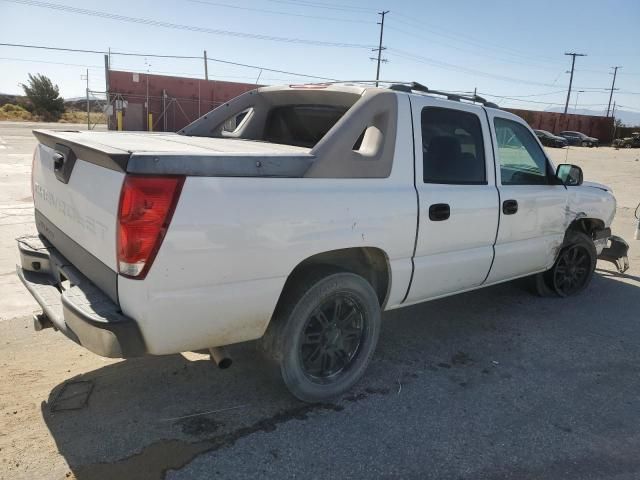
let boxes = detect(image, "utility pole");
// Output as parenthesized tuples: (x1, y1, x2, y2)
(204, 50, 209, 81)
(574, 90, 584, 113)
(563, 52, 586, 114)
(104, 54, 110, 94)
(606, 66, 622, 117)
(372, 10, 389, 87)
(104, 54, 110, 130)
(612, 101, 618, 139)
(145, 58, 151, 131)
(81, 69, 89, 130)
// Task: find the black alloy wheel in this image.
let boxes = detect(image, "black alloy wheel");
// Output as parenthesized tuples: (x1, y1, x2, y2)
(299, 294, 365, 381)
(262, 268, 381, 402)
(552, 244, 593, 297)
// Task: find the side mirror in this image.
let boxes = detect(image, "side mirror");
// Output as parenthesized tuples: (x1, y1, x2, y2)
(556, 164, 583, 186)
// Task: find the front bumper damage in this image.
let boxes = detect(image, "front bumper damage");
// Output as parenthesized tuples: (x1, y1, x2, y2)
(597, 235, 630, 273)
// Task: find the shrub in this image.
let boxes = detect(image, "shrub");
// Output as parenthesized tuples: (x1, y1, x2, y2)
(20, 74, 65, 121)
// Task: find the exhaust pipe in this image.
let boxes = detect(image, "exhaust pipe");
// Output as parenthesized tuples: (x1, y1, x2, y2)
(208, 347, 232, 369)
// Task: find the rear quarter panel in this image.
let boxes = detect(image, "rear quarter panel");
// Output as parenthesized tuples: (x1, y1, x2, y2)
(119, 178, 417, 354)
(118, 94, 418, 354)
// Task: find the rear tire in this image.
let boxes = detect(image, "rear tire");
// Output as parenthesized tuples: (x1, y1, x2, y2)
(262, 268, 381, 403)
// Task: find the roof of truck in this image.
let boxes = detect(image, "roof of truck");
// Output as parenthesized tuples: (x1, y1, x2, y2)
(257, 81, 500, 109)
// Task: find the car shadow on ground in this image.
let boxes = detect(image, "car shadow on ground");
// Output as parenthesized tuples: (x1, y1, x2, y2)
(41, 268, 640, 480)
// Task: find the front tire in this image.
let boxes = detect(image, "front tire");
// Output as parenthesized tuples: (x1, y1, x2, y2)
(536, 231, 597, 297)
(582, 141, 589, 147)
(263, 269, 381, 403)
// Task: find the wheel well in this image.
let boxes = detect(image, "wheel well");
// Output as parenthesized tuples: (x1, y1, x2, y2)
(567, 218, 605, 238)
(281, 247, 391, 307)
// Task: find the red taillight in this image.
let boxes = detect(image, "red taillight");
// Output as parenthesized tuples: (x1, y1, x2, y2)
(117, 175, 184, 279)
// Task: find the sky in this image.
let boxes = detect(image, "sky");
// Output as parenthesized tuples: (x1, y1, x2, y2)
(1, 0, 639, 116)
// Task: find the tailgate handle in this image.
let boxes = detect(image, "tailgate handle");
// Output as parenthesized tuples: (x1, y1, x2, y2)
(52, 144, 77, 184)
(53, 152, 65, 171)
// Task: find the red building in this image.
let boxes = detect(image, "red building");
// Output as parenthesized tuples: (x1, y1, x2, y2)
(107, 70, 257, 131)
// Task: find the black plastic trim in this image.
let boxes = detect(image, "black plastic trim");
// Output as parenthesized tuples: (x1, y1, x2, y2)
(35, 210, 119, 304)
(33, 130, 129, 172)
(593, 227, 612, 241)
(401, 96, 419, 304)
(127, 153, 314, 177)
(62, 293, 146, 358)
(52, 143, 77, 184)
(16, 258, 145, 358)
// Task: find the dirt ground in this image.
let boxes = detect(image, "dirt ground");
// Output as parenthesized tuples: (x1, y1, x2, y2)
(0, 121, 639, 480)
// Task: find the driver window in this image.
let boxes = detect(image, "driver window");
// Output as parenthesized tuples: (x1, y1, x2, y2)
(494, 118, 549, 185)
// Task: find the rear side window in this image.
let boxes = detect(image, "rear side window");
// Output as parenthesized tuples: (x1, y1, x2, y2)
(421, 107, 486, 184)
(494, 118, 549, 185)
(264, 105, 347, 148)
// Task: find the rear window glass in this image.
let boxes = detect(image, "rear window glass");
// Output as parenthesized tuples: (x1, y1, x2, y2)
(264, 105, 347, 148)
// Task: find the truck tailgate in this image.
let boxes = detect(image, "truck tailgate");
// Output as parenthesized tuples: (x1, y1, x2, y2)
(32, 133, 128, 302)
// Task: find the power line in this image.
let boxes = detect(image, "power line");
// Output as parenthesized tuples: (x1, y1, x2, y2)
(386, 24, 564, 71)
(389, 13, 565, 66)
(187, 0, 371, 24)
(261, 0, 373, 13)
(3, 0, 375, 49)
(388, 48, 577, 89)
(617, 104, 640, 112)
(0, 42, 340, 81)
(0, 42, 107, 55)
(480, 93, 609, 107)
(388, 48, 618, 94)
(0, 56, 103, 70)
(488, 90, 568, 98)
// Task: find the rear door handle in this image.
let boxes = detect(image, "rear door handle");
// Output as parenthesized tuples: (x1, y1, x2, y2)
(429, 203, 450, 221)
(502, 199, 518, 215)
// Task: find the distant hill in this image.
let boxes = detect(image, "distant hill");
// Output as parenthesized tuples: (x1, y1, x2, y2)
(546, 107, 640, 127)
(0, 94, 104, 113)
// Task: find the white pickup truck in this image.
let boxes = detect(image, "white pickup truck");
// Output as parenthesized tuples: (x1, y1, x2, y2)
(17, 82, 629, 402)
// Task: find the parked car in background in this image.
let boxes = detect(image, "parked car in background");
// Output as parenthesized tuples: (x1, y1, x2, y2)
(534, 129, 568, 148)
(558, 131, 599, 147)
(613, 132, 640, 149)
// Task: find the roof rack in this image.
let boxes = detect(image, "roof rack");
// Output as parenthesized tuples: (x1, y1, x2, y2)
(389, 82, 500, 108)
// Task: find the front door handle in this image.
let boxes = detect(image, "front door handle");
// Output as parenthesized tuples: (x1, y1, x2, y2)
(429, 203, 450, 221)
(502, 199, 518, 215)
